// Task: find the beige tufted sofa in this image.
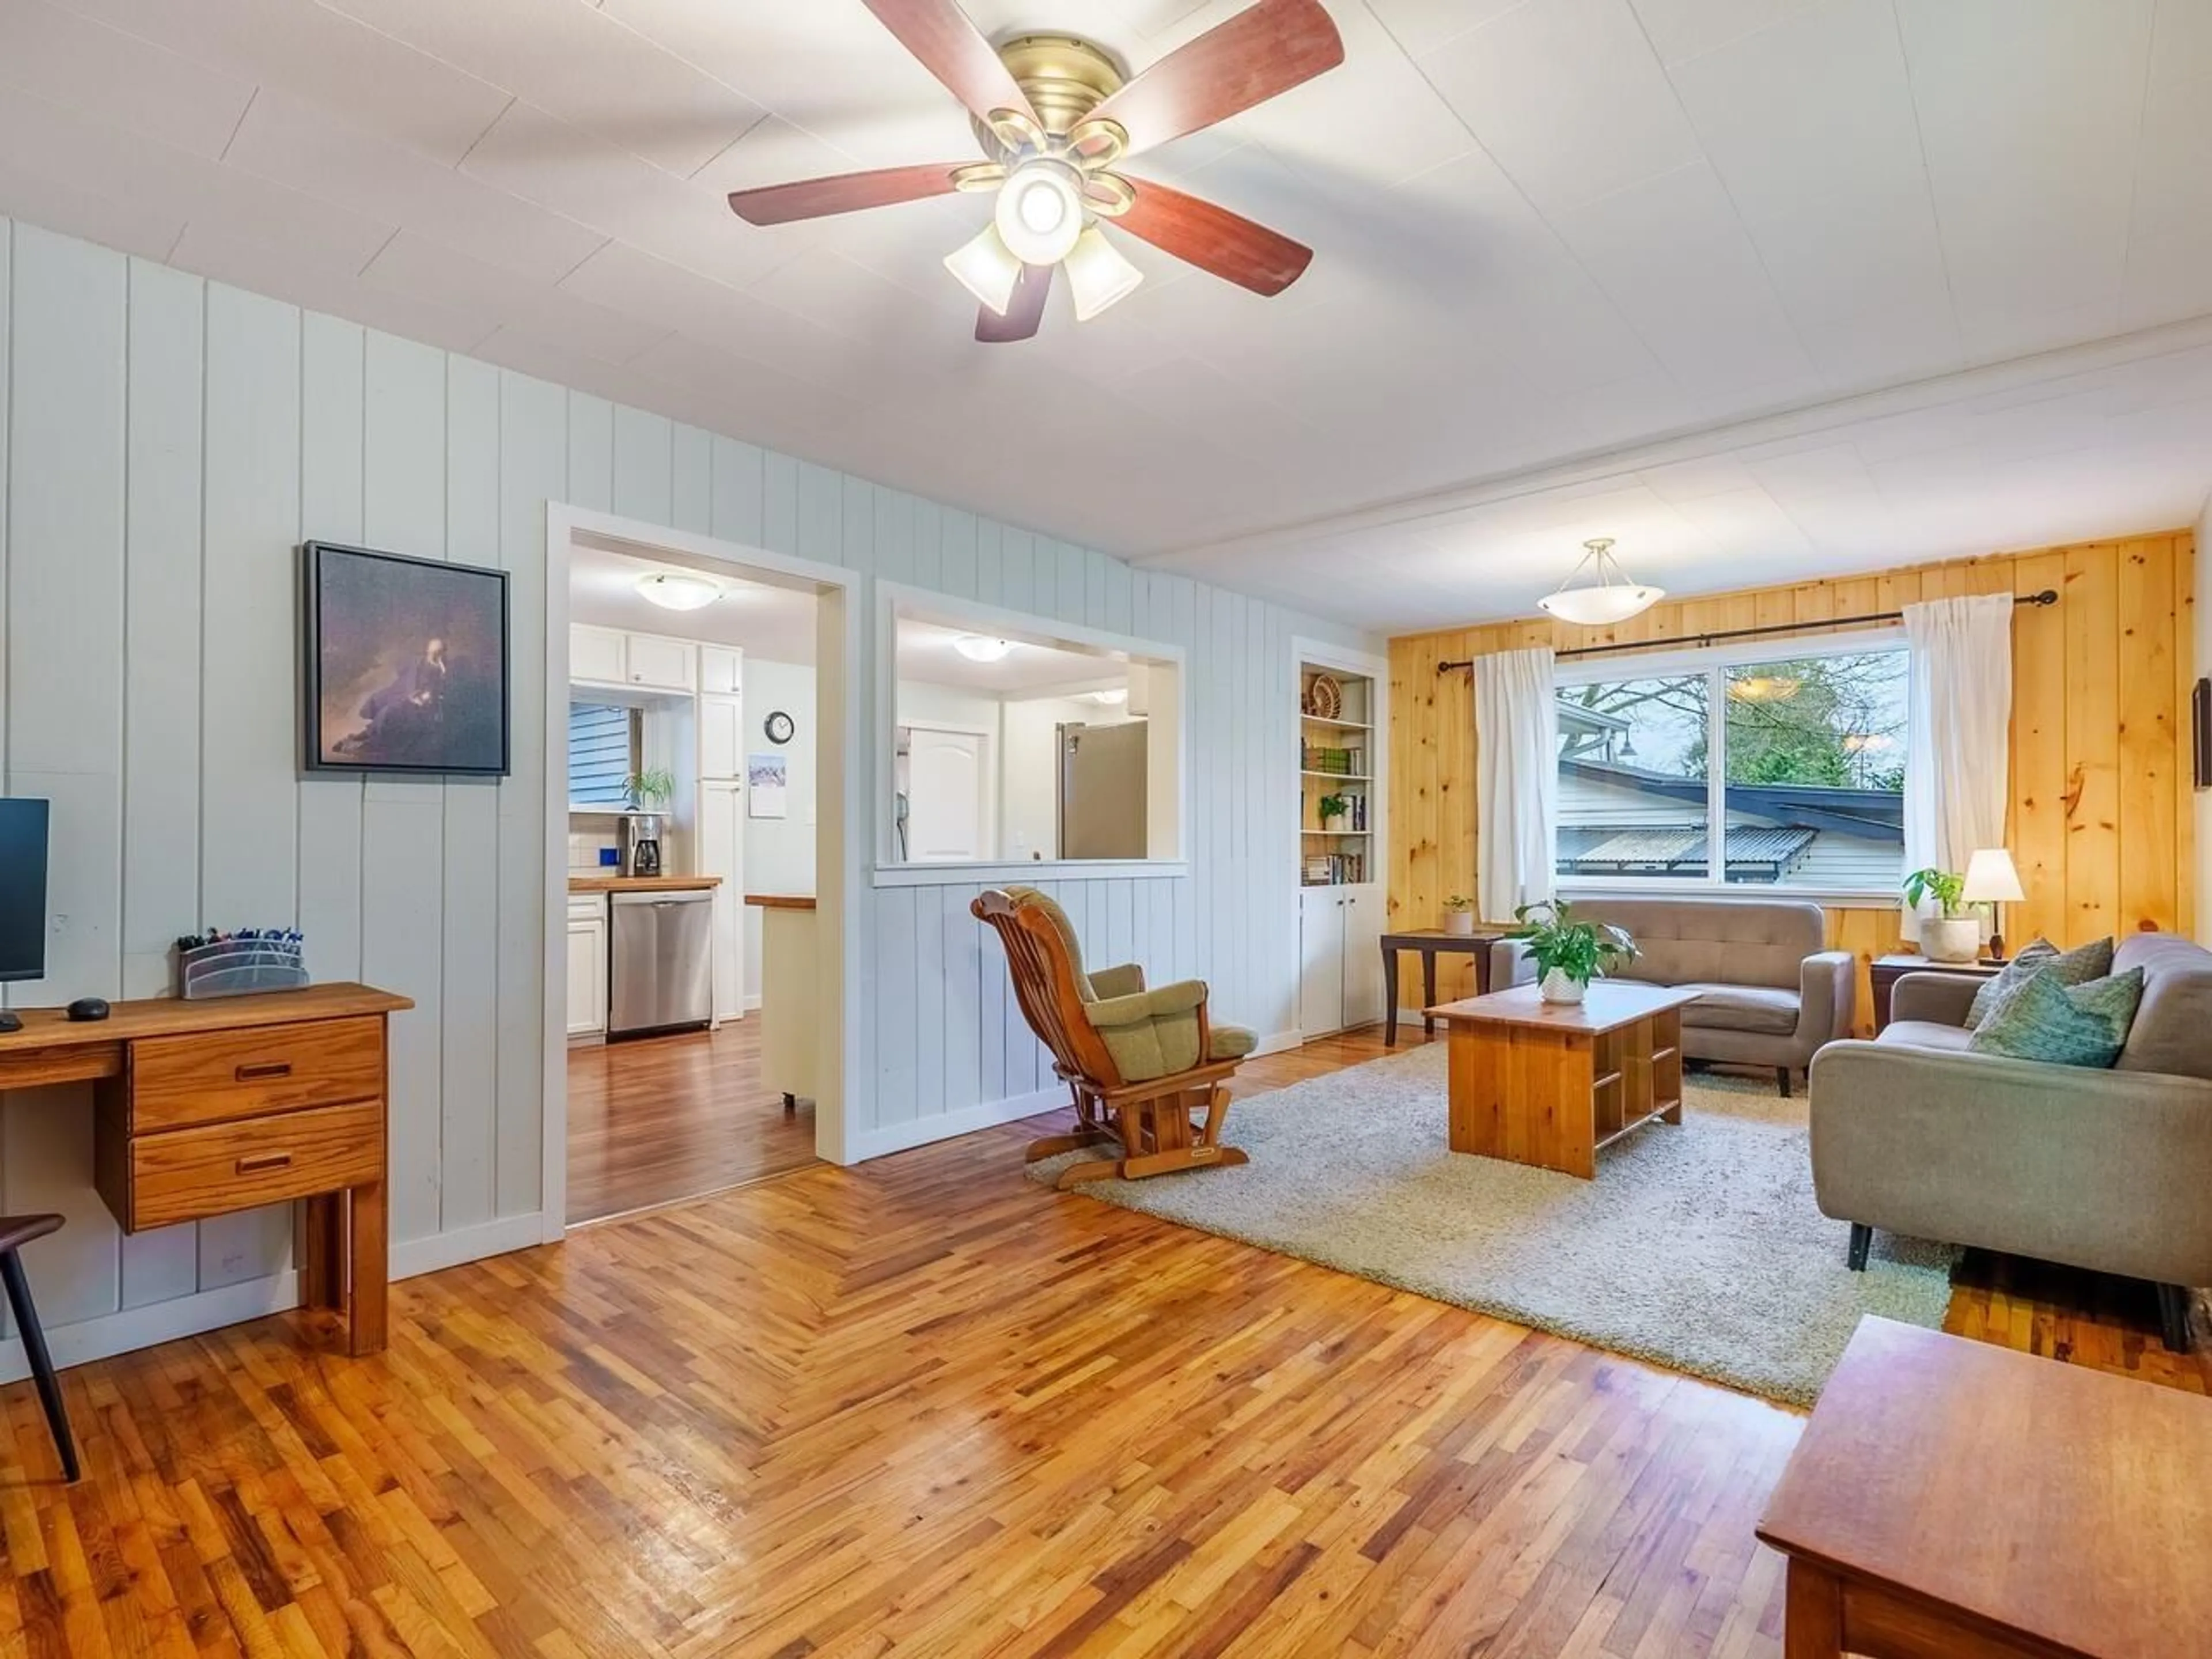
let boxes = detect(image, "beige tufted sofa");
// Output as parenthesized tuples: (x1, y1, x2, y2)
(1491, 896, 1855, 1094)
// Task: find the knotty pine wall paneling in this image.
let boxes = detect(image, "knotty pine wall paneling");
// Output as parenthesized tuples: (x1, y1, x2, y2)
(1388, 536, 2196, 1031)
(0, 215, 1372, 1377)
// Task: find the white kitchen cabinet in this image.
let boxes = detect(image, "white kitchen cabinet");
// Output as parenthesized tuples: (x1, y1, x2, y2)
(624, 631, 696, 693)
(698, 781, 745, 1022)
(570, 623, 626, 687)
(699, 691, 744, 781)
(1299, 884, 1384, 1037)
(699, 644, 741, 695)
(566, 895, 608, 1038)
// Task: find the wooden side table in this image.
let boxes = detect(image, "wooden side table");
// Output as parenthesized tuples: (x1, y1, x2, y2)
(1758, 1316, 2212, 1658)
(1380, 929, 1506, 1046)
(1869, 952, 2003, 1031)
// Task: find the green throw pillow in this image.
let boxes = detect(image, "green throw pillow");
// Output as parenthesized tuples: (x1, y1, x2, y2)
(1967, 968, 2131, 1067)
(1968, 935, 2113, 1028)
(2066, 966, 2145, 1048)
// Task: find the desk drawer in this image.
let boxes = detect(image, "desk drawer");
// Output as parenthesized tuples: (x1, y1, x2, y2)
(131, 1016, 384, 1130)
(126, 1099, 384, 1230)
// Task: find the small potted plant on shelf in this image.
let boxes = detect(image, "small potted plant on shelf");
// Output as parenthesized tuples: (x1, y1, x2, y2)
(1506, 899, 1637, 1005)
(1441, 894, 1476, 936)
(1903, 866, 1979, 963)
(1317, 791, 1350, 830)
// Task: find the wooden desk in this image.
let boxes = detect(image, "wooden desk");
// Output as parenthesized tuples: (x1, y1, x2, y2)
(1429, 982, 1697, 1177)
(1870, 952, 2003, 1032)
(0, 983, 412, 1356)
(1380, 929, 1507, 1046)
(1758, 1316, 2212, 1658)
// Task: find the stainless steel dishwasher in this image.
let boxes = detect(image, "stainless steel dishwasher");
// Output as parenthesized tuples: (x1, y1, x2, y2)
(608, 888, 714, 1037)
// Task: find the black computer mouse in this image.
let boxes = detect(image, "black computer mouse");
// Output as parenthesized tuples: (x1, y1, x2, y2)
(65, 997, 110, 1022)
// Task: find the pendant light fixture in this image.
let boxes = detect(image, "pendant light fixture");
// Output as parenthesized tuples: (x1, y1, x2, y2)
(1535, 537, 1664, 626)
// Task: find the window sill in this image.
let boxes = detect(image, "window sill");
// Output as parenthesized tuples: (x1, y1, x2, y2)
(874, 859, 1189, 888)
(1556, 880, 1902, 909)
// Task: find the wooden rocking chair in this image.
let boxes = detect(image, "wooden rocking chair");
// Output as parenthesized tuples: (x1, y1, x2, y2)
(973, 887, 1256, 1188)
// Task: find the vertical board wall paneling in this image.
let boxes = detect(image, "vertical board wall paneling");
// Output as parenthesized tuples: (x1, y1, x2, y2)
(0, 215, 1377, 1368)
(1386, 536, 2197, 1032)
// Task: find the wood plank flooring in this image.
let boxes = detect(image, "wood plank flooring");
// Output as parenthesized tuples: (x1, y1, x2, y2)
(0, 1023, 2199, 1656)
(566, 1020, 818, 1224)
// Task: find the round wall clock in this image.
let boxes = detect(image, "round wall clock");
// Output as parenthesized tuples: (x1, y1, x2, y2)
(763, 710, 796, 745)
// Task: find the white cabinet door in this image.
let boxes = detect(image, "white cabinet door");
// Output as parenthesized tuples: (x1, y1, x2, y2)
(570, 623, 626, 686)
(700, 692, 744, 781)
(1342, 888, 1386, 1028)
(699, 781, 745, 1021)
(907, 729, 987, 861)
(699, 644, 741, 695)
(626, 632, 696, 692)
(566, 914, 607, 1036)
(1298, 887, 1346, 1038)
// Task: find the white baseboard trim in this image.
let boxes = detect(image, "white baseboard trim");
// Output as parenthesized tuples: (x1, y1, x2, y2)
(1253, 1028, 1302, 1056)
(743, 993, 762, 1012)
(849, 1086, 1066, 1162)
(392, 1211, 550, 1281)
(0, 1271, 300, 1386)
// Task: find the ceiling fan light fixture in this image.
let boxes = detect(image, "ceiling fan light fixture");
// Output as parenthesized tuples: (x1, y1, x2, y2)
(953, 635, 1016, 662)
(635, 570, 722, 611)
(994, 156, 1085, 264)
(1063, 225, 1144, 321)
(1534, 537, 1664, 627)
(943, 223, 1025, 315)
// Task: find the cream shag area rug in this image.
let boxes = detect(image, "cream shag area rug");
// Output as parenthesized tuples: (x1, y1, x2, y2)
(1028, 1044, 1957, 1406)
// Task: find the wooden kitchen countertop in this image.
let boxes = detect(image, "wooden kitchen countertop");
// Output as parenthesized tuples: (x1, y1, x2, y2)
(746, 894, 817, 910)
(567, 875, 724, 893)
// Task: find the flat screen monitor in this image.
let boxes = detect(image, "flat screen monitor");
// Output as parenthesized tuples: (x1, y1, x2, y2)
(0, 798, 49, 983)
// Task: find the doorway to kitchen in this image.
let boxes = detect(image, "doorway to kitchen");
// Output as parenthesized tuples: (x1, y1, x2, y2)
(548, 518, 841, 1226)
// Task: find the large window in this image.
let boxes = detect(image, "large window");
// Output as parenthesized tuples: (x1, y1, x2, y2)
(1556, 641, 1907, 894)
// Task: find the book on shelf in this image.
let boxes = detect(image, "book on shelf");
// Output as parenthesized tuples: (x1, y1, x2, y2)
(1301, 743, 1365, 775)
(1301, 850, 1367, 886)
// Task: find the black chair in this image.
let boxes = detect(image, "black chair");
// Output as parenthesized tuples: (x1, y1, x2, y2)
(1, 1215, 78, 1482)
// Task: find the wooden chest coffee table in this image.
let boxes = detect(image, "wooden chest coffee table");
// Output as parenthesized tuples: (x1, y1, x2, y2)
(1428, 981, 1698, 1178)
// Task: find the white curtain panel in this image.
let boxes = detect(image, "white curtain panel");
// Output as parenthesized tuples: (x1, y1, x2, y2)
(1900, 594, 2013, 942)
(1474, 646, 1559, 925)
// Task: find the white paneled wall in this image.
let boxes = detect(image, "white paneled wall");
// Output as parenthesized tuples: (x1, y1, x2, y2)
(0, 215, 1372, 1373)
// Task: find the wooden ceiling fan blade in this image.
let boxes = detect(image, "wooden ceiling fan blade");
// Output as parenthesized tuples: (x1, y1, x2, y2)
(1116, 181, 1313, 297)
(978, 264, 1052, 343)
(862, 0, 1040, 127)
(727, 163, 970, 226)
(1085, 0, 1344, 157)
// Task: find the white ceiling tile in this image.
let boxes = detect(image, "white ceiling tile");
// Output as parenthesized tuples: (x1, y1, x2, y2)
(317, 0, 767, 179)
(225, 90, 605, 286)
(1551, 163, 1817, 398)
(169, 221, 497, 353)
(628, 331, 865, 444)
(1635, 454, 1762, 503)
(1365, 0, 1530, 58)
(0, 158, 182, 259)
(360, 232, 673, 366)
(2146, 0, 2212, 101)
(1628, 0, 1825, 66)
(51, 0, 510, 164)
(1792, 296, 1961, 392)
(0, 0, 254, 158)
(1418, 0, 1705, 215)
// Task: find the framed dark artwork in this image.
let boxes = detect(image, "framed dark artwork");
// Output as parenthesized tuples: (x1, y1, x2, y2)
(2194, 676, 2211, 790)
(302, 541, 511, 777)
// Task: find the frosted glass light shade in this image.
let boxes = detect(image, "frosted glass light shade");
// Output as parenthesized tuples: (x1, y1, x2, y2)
(953, 636, 1014, 662)
(1962, 847, 2025, 903)
(1536, 582, 1664, 625)
(635, 571, 721, 611)
(1064, 226, 1143, 322)
(944, 224, 1023, 315)
(994, 158, 1084, 264)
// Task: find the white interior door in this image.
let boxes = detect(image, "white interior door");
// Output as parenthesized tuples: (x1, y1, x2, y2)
(907, 728, 988, 861)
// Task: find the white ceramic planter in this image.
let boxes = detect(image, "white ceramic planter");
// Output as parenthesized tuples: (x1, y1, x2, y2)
(1442, 911, 1476, 935)
(1539, 967, 1588, 1005)
(1923, 916, 1982, 964)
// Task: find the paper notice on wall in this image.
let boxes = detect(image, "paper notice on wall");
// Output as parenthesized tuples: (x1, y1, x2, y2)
(748, 753, 788, 819)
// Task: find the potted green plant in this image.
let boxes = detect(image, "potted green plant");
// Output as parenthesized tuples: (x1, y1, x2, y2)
(1506, 899, 1637, 1005)
(1441, 893, 1476, 936)
(622, 767, 676, 813)
(1903, 865, 1979, 964)
(1317, 791, 1350, 830)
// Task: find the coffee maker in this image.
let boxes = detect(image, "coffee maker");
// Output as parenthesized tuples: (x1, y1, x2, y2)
(621, 812, 664, 877)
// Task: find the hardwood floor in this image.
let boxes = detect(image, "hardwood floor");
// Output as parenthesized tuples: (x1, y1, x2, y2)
(566, 1019, 818, 1224)
(0, 1022, 2198, 1657)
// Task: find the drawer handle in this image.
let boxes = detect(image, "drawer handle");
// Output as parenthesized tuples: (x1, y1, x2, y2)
(236, 1062, 293, 1082)
(236, 1152, 294, 1174)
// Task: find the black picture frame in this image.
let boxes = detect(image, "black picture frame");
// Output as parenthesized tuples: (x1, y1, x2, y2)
(301, 540, 512, 778)
(2194, 676, 2211, 791)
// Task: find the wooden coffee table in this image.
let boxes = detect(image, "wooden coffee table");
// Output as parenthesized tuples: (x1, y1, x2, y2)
(1428, 980, 1699, 1178)
(1759, 1316, 2212, 1657)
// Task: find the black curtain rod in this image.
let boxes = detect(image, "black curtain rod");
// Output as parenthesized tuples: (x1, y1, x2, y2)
(1435, 588, 2059, 673)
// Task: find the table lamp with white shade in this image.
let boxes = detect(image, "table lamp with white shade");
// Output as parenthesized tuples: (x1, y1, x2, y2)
(1963, 848, 2025, 963)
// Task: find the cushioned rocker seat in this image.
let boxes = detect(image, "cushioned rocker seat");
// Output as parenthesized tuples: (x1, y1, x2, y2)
(974, 886, 1253, 1188)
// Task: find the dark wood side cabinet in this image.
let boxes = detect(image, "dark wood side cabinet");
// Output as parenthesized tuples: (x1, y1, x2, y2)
(1868, 952, 2003, 1032)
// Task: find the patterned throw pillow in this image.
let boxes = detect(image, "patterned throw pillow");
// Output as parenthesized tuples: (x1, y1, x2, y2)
(2067, 967, 2145, 1049)
(1967, 968, 2131, 1067)
(1968, 935, 2114, 1028)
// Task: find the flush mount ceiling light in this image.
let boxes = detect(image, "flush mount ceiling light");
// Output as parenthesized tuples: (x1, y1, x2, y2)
(1535, 538, 1664, 627)
(1086, 686, 1130, 705)
(953, 635, 1016, 662)
(635, 571, 722, 611)
(725, 3, 1345, 342)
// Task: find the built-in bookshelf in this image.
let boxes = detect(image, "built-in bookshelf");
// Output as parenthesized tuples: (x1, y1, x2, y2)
(1300, 661, 1374, 886)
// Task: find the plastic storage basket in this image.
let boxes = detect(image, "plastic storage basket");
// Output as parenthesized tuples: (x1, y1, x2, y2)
(176, 937, 309, 999)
